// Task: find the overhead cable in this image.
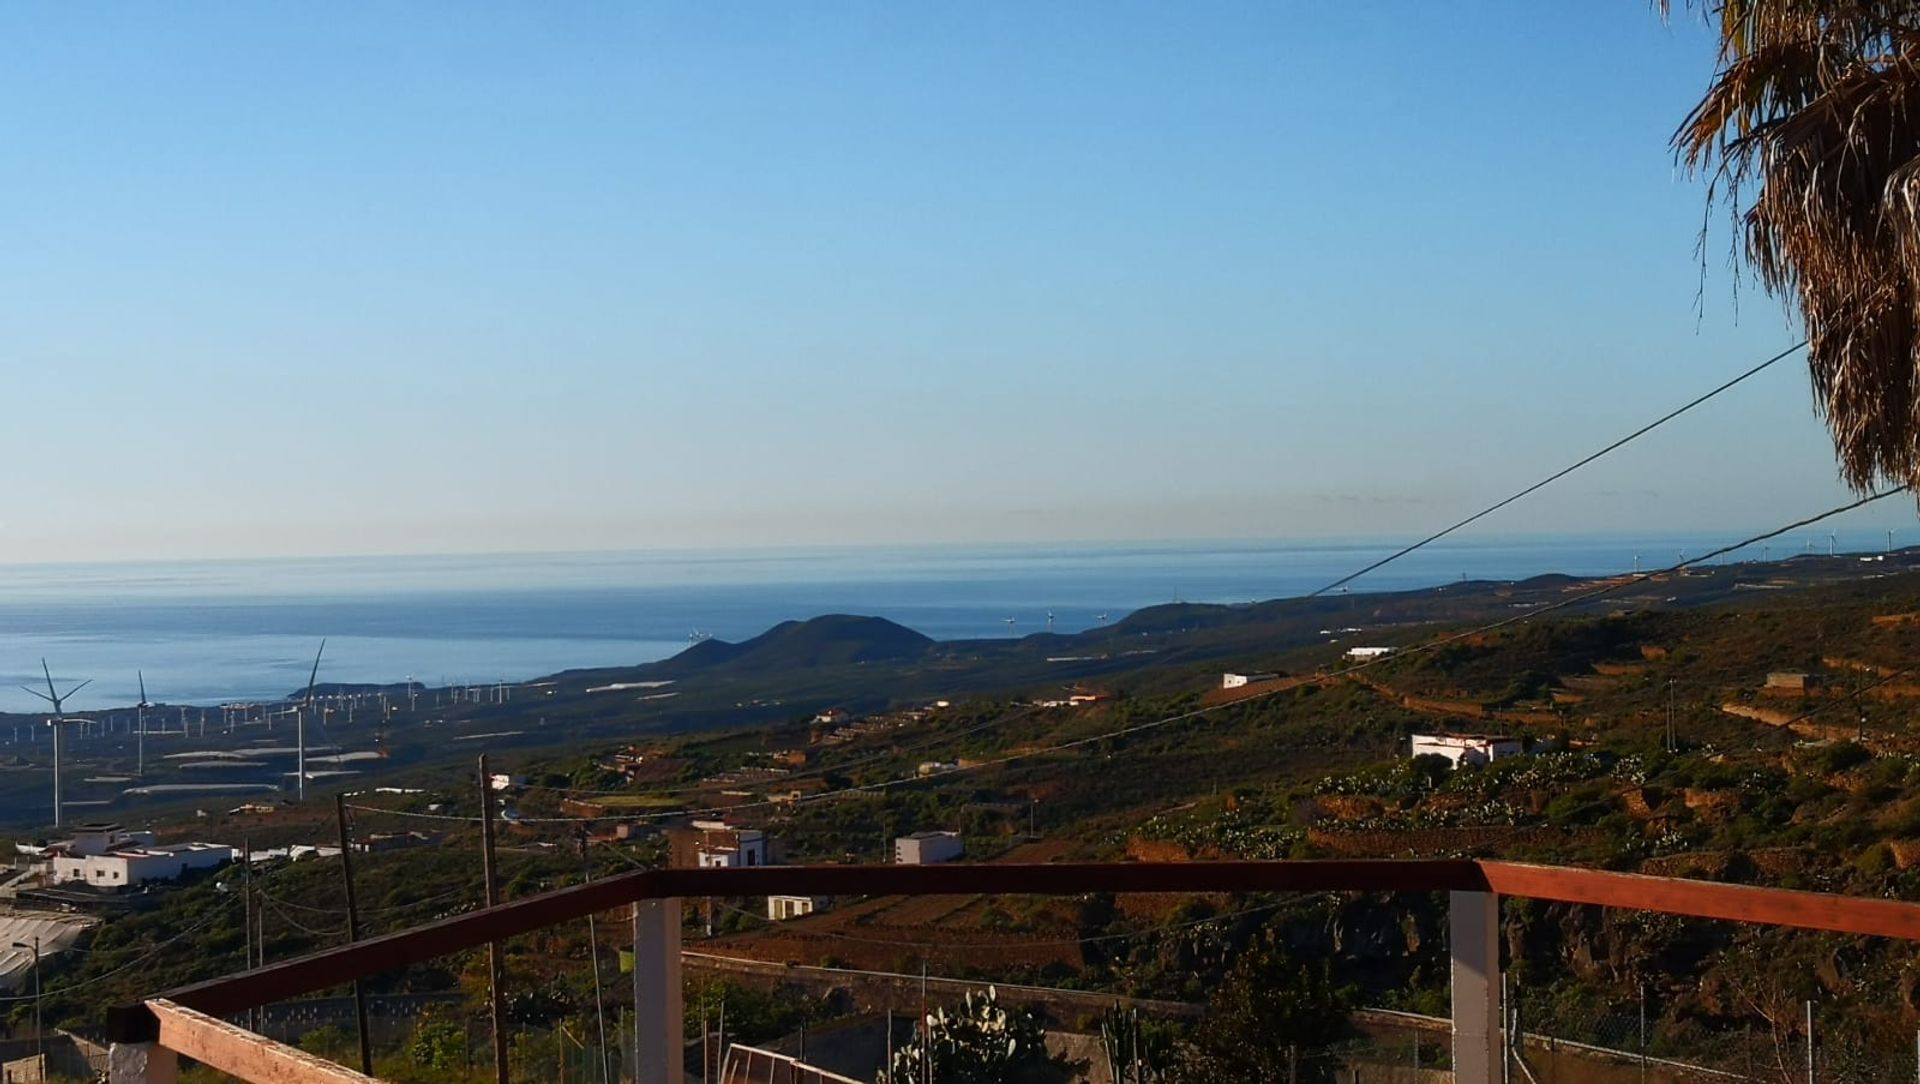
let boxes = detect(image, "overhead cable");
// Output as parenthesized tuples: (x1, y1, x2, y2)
(1307, 340, 1808, 598)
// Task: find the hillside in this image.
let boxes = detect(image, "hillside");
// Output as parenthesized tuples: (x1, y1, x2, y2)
(639, 614, 935, 677)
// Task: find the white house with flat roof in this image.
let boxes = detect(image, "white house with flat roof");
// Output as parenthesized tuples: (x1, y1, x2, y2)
(696, 828, 768, 869)
(766, 895, 829, 921)
(42, 825, 235, 891)
(894, 831, 963, 865)
(1221, 672, 1279, 689)
(1410, 733, 1523, 769)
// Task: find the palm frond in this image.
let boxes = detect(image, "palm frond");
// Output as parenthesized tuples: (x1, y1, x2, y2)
(1674, 0, 1920, 489)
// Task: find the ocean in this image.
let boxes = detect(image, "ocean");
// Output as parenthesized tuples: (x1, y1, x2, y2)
(0, 531, 1887, 713)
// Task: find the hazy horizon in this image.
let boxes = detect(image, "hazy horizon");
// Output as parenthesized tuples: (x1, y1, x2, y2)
(2, 516, 1919, 574)
(4, 4, 1907, 564)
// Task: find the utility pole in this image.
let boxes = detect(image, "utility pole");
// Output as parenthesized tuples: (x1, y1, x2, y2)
(336, 793, 373, 1076)
(1666, 680, 1677, 753)
(135, 672, 147, 777)
(478, 755, 510, 1084)
(242, 839, 260, 1034)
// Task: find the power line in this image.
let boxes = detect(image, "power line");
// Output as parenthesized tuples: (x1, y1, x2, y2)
(259, 894, 346, 939)
(0, 898, 240, 1004)
(524, 709, 1040, 799)
(347, 487, 1903, 830)
(254, 883, 472, 919)
(1306, 340, 1807, 599)
(1774, 660, 1920, 734)
(707, 897, 1300, 951)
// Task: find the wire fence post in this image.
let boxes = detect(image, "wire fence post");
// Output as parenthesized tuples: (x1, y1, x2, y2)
(577, 830, 613, 1084)
(1500, 973, 1510, 1084)
(1638, 984, 1647, 1084)
(1806, 999, 1815, 1084)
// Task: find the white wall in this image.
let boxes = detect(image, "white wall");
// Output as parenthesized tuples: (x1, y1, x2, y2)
(767, 896, 820, 921)
(1411, 735, 1522, 768)
(895, 832, 963, 865)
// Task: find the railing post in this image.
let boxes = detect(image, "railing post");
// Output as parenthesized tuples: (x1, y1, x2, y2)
(1450, 889, 1502, 1084)
(107, 1042, 178, 1083)
(634, 897, 684, 1084)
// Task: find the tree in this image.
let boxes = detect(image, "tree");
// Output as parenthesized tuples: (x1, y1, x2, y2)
(1173, 935, 1351, 1084)
(876, 988, 1078, 1084)
(1670, 1, 1920, 490)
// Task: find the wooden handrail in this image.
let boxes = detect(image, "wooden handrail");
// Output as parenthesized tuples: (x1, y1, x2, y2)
(118, 857, 1920, 1036)
(1479, 860, 1920, 940)
(148, 998, 383, 1082)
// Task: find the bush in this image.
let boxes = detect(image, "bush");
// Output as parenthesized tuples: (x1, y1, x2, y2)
(1812, 741, 1872, 775)
(298, 1025, 354, 1061)
(408, 1019, 467, 1072)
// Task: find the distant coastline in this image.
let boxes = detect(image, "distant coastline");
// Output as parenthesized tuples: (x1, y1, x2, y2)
(0, 533, 1904, 713)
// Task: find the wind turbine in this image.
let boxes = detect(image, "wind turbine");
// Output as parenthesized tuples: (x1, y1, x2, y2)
(297, 640, 326, 802)
(22, 661, 90, 828)
(135, 672, 149, 777)
(1045, 611, 1055, 634)
(1003, 617, 1017, 637)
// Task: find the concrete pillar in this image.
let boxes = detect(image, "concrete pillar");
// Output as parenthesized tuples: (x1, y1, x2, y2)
(107, 1043, 178, 1084)
(1450, 889, 1502, 1084)
(635, 898, 684, 1084)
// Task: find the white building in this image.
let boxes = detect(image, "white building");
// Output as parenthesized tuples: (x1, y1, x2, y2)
(56, 824, 153, 857)
(767, 895, 829, 921)
(894, 831, 963, 865)
(43, 825, 235, 891)
(1345, 647, 1397, 661)
(1410, 733, 1523, 769)
(1221, 672, 1279, 689)
(696, 828, 768, 868)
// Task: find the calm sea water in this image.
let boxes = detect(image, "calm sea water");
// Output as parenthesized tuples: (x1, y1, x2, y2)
(0, 532, 1883, 713)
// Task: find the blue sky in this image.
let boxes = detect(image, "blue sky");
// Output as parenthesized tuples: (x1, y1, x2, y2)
(1, 3, 1909, 562)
